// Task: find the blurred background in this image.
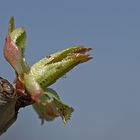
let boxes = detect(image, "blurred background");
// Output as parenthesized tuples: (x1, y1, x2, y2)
(0, 0, 140, 140)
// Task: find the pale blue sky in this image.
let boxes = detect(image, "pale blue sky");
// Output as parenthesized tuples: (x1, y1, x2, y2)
(0, 0, 140, 140)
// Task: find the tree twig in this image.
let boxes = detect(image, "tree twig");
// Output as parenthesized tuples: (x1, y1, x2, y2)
(0, 77, 30, 136)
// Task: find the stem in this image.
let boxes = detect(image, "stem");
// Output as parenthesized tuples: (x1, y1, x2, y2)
(0, 77, 31, 136)
(0, 91, 17, 135)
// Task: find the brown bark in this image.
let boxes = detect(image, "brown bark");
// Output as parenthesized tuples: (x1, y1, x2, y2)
(0, 96, 17, 135)
(0, 77, 30, 136)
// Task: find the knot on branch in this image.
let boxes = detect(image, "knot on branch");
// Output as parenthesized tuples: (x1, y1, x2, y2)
(0, 77, 16, 105)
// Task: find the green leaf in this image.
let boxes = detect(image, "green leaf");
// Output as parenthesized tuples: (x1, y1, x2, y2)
(33, 90, 59, 124)
(44, 88, 60, 99)
(33, 88, 74, 124)
(44, 88, 74, 124)
(10, 27, 26, 53)
(53, 97, 74, 124)
(33, 99, 58, 124)
(4, 17, 29, 74)
(30, 46, 92, 88)
(24, 74, 43, 102)
(9, 16, 15, 33)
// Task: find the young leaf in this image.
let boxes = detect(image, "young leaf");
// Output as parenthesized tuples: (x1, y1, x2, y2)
(4, 34, 24, 74)
(44, 88, 74, 123)
(9, 16, 15, 33)
(33, 88, 74, 124)
(30, 46, 92, 88)
(4, 17, 29, 75)
(33, 99, 58, 124)
(3, 17, 93, 125)
(24, 74, 43, 102)
(10, 27, 26, 53)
